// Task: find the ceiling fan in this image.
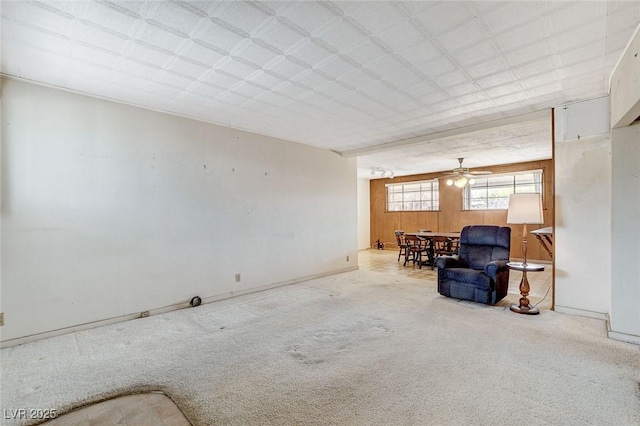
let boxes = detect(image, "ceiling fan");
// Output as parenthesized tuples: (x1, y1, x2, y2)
(441, 158, 492, 188)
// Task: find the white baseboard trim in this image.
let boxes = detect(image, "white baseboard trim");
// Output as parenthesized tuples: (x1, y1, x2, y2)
(0, 266, 359, 349)
(554, 305, 608, 320)
(607, 330, 640, 345)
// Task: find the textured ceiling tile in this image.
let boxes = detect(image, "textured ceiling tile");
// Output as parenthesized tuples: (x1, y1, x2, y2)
(431, 69, 470, 89)
(270, 81, 310, 99)
(546, 2, 606, 34)
(445, 82, 480, 98)
(180, 40, 226, 68)
(316, 81, 354, 99)
(82, 1, 141, 37)
(482, 2, 542, 34)
(315, 17, 368, 53)
(219, 57, 260, 79)
(72, 42, 120, 69)
(422, 55, 458, 79)
(375, 19, 425, 51)
(344, 2, 406, 35)
(337, 69, 380, 90)
(254, 17, 306, 53)
(287, 38, 336, 68)
(496, 20, 546, 52)
(201, 70, 242, 89)
(263, 56, 309, 79)
(504, 40, 552, 67)
(232, 41, 279, 70)
(143, 1, 205, 36)
(518, 72, 562, 91)
(291, 69, 332, 89)
(475, 71, 518, 90)
(404, 81, 439, 99)
(195, 19, 245, 54)
(551, 21, 606, 53)
(484, 82, 524, 98)
(436, 17, 489, 52)
(76, 20, 130, 55)
(466, 57, 508, 80)
(250, 70, 288, 89)
(363, 54, 408, 79)
(315, 55, 359, 80)
(383, 68, 424, 89)
(558, 41, 606, 67)
(278, 2, 340, 35)
(397, 39, 442, 67)
(513, 56, 558, 79)
(216, 1, 274, 36)
(16, 2, 75, 35)
(341, 39, 389, 68)
(192, 82, 226, 100)
(125, 40, 172, 68)
(492, 91, 529, 106)
(134, 22, 185, 52)
(453, 40, 501, 67)
(413, 2, 475, 36)
(229, 81, 268, 100)
(456, 92, 490, 107)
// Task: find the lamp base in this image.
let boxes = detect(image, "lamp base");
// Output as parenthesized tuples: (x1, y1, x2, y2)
(510, 304, 540, 315)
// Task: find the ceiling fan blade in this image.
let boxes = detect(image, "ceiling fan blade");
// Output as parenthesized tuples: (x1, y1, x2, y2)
(468, 171, 492, 175)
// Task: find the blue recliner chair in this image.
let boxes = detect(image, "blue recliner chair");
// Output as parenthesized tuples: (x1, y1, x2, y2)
(437, 225, 511, 305)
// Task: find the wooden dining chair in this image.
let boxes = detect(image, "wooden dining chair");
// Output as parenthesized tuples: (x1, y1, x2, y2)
(394, 230, 409, 262)
(403, 235, 428, 268)
(430, 235, 451, 270)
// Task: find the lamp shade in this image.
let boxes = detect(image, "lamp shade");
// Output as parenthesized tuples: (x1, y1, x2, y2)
(507, 193, 543, 224)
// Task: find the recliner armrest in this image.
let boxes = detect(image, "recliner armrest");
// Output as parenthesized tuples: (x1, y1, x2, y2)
(484, 260, 510, 280)
(437, 255, 464, 269)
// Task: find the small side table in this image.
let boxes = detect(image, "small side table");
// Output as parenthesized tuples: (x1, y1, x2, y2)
(507, 262, 544, 315)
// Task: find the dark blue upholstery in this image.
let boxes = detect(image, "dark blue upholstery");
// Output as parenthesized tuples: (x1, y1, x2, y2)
(437, 225, 511, 305)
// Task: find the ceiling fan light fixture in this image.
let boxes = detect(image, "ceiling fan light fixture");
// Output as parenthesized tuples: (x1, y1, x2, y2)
(446, 179, 454, 186)
(454, 176, 468, 188)
(469, 178, 476, 185)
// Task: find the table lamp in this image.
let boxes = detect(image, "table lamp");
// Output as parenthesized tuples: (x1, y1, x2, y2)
(507, 193, 544, 315)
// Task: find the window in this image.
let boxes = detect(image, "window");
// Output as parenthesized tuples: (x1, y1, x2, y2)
(386, 180, 439, 211)
(463, 170, 543, 210)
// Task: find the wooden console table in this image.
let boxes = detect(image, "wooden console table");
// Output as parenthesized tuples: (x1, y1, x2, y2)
(531, 226, 553, 259)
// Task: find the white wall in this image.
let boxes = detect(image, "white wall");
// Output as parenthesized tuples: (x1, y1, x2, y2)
(357, 178, 371, 250)
(554, 99, 611, 319)
(608, 26, 640, 345)
(0, 79, 358, 344)
(610, 122, 640, 343)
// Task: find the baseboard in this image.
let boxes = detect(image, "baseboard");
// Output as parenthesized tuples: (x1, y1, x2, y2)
(607, 330, 640, 345)
(0, 266, 359, 349)
(554, 305, 608, 320)
(605, 318, 640, 345)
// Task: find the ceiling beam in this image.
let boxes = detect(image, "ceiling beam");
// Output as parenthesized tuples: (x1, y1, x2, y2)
(340, 109, 550, 158)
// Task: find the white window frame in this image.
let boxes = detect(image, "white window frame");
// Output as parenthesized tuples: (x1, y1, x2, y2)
(386, 179, 440, 212)
(463, 169, 543, 210)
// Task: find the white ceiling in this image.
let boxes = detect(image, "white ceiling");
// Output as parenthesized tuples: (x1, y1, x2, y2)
(2, 1, 639, 178)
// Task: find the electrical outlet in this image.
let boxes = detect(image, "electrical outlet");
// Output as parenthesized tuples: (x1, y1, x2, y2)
(0, 312, 4, 326)
(346, 255, 350, 262)
(235, 273, 241, 283)
(140, 311, 150, 318)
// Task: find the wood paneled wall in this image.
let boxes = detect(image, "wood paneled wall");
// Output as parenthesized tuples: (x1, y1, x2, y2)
(370, 159, 553, 262)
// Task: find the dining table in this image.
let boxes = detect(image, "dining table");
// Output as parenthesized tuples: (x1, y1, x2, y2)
(404, 231, 461, 268)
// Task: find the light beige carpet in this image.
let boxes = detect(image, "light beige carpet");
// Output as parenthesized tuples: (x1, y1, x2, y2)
(1, 269, 639, 425)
